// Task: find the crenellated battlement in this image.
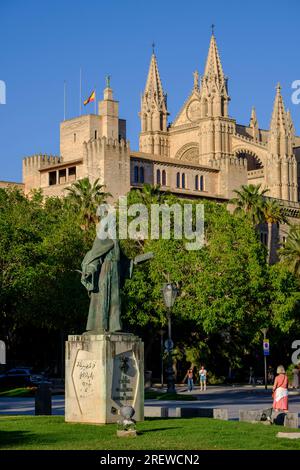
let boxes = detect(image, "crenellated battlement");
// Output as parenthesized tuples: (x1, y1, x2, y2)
(83, 137, 129, 155)
(23, 154, 61, 170)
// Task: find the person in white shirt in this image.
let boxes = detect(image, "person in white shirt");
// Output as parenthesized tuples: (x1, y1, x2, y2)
(199, 365, 207, 391)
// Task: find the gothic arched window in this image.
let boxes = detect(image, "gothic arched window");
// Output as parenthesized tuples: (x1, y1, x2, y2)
(140, 166, 145, 183)
(195, 175, 199, 190)
(200, 175, 204, 191)
(156, 169, 161, 185)
(182, 173, 186, 189)
(134, 166, 139, 183)
(162, 170, 166, 186)
(176, 172, 180, 188)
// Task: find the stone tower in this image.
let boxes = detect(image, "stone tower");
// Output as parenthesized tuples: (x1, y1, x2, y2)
(198, 33, 235, 166)
(98, 79, 119, 140)
(266, 84, 298, 201)
(139, 50, 169, 156)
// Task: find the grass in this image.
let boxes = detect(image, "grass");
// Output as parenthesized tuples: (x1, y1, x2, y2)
(0, 387, 37, 397)
(145, 390, 197, 401)
(0, 416, 300, 450)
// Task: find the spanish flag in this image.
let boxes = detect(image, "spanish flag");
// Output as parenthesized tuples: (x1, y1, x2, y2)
(83, 90, 95, 106)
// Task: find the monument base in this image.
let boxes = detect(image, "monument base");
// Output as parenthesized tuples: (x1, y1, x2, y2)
(65, 332, 144, 424)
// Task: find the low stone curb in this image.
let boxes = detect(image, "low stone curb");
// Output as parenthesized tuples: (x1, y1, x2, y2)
(277, 432, 300, 439)
(239, 409, 299, 428)
(144, 406, 228, 420)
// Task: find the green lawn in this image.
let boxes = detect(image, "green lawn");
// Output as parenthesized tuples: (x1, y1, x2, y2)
(0, 416, 300, 450)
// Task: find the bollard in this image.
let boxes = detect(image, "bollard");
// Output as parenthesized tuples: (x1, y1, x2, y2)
(35, 382, 52, 415)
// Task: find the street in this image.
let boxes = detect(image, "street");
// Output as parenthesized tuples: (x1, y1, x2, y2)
(0, 386, 299, 421)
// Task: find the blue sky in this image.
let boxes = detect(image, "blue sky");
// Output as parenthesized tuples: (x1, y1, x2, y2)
(1, 0, 300, 182)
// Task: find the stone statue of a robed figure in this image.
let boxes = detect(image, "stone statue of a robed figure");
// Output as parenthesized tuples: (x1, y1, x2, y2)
(81, 236, 122, 333)
(65, 229, 151, 424)
(81, 234, 153, 334)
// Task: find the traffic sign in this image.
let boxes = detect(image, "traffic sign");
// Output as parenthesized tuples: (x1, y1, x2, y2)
(263, 339, 270, 356)
(164, 339, 174, 352)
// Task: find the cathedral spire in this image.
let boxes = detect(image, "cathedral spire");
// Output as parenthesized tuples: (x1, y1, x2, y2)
(140, 50, 168, 133)
(250, 107, 258, 127)
(199, 32, 229, 117)
(203, 32, 225, 84)
(270, 83, 287, 134)
(250, 107, 259, 141)
(144, 52, 167, 114)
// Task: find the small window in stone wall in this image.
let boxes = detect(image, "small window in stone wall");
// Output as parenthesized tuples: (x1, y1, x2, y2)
(157, 169, 161, 185)
(195, 174, 204, 191)
(176, 172, 180, 188)
(134, 165, 139, 183)
(95, 130, 98, 139)
(68, 166, 76, 181)
(200, 175, 204, 191)
(182, 173, 186, 189)
(74, 133, 76, 143)
(140, 166, 145, 183)
(49, 171, 57, 186)
(162, 170, 166, 186)
(59, 169, 66, 184)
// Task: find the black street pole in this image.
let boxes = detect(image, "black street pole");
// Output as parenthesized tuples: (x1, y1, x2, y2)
(264, 355, 267, 391)
(162, 281, 178, 395)
(261, 328, 268, 391)
(160, 330, 164, 389)
(167, 307, 175, 394)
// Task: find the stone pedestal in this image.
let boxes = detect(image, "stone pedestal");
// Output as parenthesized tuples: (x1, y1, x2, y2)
(65, 333, 144, 424)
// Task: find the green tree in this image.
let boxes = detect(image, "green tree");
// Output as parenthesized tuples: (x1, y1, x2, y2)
(231, 184, 268, 225)
(65, 177, 111, 231)
(122, 199, 270, 375)
(279, 225, 300, 278)
(263, 199, 288, 265)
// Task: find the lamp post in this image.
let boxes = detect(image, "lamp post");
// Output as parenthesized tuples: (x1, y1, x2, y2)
(158, 329, 165, 389)
(162, 282, 178, 393)
(261, 328, 268, 390)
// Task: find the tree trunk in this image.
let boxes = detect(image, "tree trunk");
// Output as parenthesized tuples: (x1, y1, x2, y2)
(267, 222, 272, 265)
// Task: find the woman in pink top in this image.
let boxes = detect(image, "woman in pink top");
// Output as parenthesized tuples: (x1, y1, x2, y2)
(272, 365, 288, 411)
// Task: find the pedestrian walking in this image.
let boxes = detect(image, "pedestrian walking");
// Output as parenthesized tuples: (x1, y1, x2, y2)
(272, 365, 288, 412)
(291, 365, 300, 389)
(248, 366, 255, 385)
(186, 368, 194, 392)
(199, 365, 207, 391)
(267, 366, 274, 385)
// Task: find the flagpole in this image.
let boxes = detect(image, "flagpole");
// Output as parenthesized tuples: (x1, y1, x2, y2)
(94, 88, 96, 114)
(79, 68, 82, 116)
(63, 80, 66, 121)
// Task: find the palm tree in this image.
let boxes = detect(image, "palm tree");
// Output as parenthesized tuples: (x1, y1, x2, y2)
(65, 177, 111, 230)
(279, 225, 300, 278)
(138, 183, 166, 206)
(231, 184, 269, 225)
(263, 199, 289, 264)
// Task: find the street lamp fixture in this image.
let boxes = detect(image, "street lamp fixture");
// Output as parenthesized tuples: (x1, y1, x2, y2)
(162, 282, 178, 394)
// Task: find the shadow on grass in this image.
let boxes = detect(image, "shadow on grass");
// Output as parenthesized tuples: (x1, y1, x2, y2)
(138, 427, 182, 435)
(0, 430, 35, 447)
